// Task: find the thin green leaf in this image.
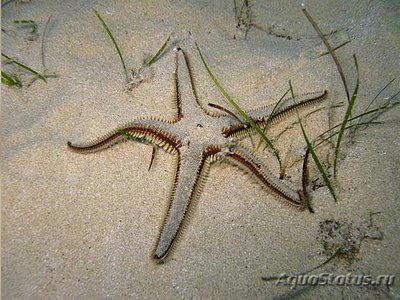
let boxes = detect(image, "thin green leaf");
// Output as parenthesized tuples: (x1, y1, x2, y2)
(256, 88, 290, 151)
(314, 121, 382, 149)
(360, 78, 395, 120)
(289, 80, 337, 202)
(93, 8, 128, 83)
(1, 53, 46, 82)
(146, 35, 171, 66)
(318, 40, 351, 57)
(195, 42, 281, 168)
(303, 8, 350, 103)
(41, 15, 52, 69)
(233, 0, 238, 20)
(2, 71, 22, 87)
(313, 101, 398, 147)
(334, 54, 359, 177)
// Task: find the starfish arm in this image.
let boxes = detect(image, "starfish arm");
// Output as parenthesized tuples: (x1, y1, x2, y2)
(175, 48, 226, 118)
(224, 144, 303, 207)
(152, 145, 219, 262)
(223, 90, 328, 139)
(67, 119, 181, 154)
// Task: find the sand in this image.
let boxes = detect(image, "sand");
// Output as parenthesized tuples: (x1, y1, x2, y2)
(2, 0, 399, 298)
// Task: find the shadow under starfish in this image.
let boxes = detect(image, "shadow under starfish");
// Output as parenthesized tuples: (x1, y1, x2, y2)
(68, 47, 328, 263)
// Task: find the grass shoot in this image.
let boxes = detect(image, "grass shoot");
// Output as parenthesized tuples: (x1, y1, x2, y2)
(2, 53, 46, 82)
(302, 8, 350, 103)
(40, 15, 52, 70)
(146, 35, 171, 66)
(233, 0, 254, 39)
(333, 54, 359, 177)
(1, 71, 22, 88)
(93, 8, 128, 83)
(255, 88, 290, 151)
(26, 15, 58, 86)
(289, 80, 337, 202)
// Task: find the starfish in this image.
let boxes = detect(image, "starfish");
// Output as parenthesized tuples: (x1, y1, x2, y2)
(68, 47, 328, 263)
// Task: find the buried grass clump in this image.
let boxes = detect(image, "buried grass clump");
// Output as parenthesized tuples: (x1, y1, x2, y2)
(12, 19, 38, 41)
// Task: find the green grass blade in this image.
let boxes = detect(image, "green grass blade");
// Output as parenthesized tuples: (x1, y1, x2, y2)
(313, 101, 398, 147)
(256, 88, 290, 151)
(195, 42, 281, 168)
(362, 90, 399, 128)
(334, 54, 359, 177)
(289, 80, 337, 202)
(233, 0, 238, 21)
(314, 121, 382, 150)
(2, 71, 22, 87)
(361, 78, 395, 119)
(303, 8, 350, 103)
(1, 53, 46, 82)
(146, 35, 170, 66)
(2, 71, 14, 85)
(93, 8, 128, 83)
(318, 40, 351, 57)
(41, 15, 52, 69)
